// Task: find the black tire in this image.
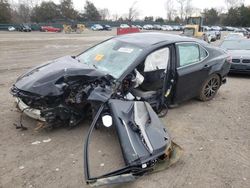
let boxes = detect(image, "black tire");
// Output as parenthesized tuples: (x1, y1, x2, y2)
(198, 74, 221, 101)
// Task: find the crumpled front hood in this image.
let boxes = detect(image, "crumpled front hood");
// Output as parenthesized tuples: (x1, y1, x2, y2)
(14, 56, 106, 96)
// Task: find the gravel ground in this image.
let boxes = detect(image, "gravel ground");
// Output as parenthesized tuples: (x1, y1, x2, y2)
(0, 30, 249, 188)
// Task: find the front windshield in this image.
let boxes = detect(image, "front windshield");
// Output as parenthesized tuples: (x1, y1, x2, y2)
(77, 39, 143, 79)
(183, 28, 194, 36)
(220, 40, 250, 50)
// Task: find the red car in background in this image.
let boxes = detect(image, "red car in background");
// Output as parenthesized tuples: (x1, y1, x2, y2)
(40, 26, 61, 32)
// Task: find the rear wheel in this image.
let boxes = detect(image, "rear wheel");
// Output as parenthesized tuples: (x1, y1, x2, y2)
(198, 74, 221, 101)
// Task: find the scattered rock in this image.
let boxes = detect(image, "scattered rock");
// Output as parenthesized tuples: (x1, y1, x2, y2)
(19, 166, 24, 170)
(55, 168, 59, 171)
(199, 147, 203, 151)
(31, 141, 41, 145)
(100, 163, 104, 167)
(243, 177, 247, 181)
(43, 138, 51, 143)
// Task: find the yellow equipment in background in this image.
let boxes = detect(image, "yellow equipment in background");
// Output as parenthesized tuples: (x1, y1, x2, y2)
(63, 24, 85, 34)
(183, 17, 209, 42)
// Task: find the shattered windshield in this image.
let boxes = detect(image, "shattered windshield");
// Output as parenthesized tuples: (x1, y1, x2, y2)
(77, 39, 143, 78)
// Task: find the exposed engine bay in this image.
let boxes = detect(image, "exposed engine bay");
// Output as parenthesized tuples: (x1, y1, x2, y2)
(11, 63, 165, 129)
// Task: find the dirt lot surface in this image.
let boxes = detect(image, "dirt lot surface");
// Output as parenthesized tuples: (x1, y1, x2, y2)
(0, 30, 249, 188)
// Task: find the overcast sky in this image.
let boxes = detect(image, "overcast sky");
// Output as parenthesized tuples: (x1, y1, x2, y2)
(64, 0, 250, 18)
(21, 0, 249, 18)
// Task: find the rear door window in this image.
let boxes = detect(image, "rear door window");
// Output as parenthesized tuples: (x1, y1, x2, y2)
(177, 43, 207, 67)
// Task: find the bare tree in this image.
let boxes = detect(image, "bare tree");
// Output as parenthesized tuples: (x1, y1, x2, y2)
(17, 4, 31, 22)
(112, 13, 119, 21)
(176, 0, 187, 21)
(165, 0, 175, 21)
(128, 1, 139, 21)
(99, 8, 110, 20)
(225, 0, 244, 9)
(18, 0, 40, 8)
(184, 0, 193, 18)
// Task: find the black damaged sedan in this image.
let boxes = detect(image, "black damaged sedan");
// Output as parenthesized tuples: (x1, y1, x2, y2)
(10, 33, 231, 186)
(11, 33, 231, 127)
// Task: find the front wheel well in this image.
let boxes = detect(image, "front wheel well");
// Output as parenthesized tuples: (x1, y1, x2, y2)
(215, 73, 222, 85)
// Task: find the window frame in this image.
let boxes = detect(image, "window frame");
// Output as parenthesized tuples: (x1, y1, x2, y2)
(176, 42, 209, 69)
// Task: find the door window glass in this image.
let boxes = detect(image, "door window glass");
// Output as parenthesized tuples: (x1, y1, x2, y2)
(177, 43, 208, 67)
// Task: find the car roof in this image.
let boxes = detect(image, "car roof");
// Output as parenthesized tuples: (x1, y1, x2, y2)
(223, 38, 247, 41)
(115, 32, 207, 46)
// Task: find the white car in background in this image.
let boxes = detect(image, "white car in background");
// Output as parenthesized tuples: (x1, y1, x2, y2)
(8, 26, 16, 31)
(202, 26, 211, 31)
(225, 32, 245, 40)
(120, 24, 130, 28)
(143, 24, 153, 30)
(136, 25, 142, 29)
(161, 25, 173, 31)
(211, 26, 222, 31)
(91, 24, 103, 31)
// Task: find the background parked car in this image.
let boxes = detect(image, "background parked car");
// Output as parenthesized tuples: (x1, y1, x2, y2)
(153, 24, 162, 30)
(161, 25, 173, 31)
(214, 30, 221, 39)
(173, 25, 182, 31)
(205, 31, 217, 42)
(91, 24, 103, 31)
(225, 26, 235, 31)
(8, 26, 15, 31)
(16, 24, 31, 32)
(211, 26, 222, 31)
(143, 24, 153, 30)
(220, 39, 250, 74)
(225, 32, 245, 40)
(233, 28, 249, 37)
(136, 25, 142, 29)
(202, 26, 211, 31)
(120, 24, 130, 28)
(102, 25, 112, 31)
(40, 26, 61, 32)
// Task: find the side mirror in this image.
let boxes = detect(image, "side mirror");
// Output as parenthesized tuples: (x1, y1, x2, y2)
(102, 115, 112, 127)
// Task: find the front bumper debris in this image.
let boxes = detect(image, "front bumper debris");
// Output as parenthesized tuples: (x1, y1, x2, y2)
(15, 97, 45, 121)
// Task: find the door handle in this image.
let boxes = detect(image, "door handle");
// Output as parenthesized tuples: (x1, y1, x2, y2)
(203, 64, 210, 69)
